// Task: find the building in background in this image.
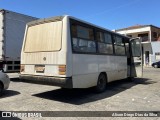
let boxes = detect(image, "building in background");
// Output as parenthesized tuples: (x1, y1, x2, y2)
(115, 25, 160, 66)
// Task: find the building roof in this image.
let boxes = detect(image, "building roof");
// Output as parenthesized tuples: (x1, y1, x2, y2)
(116, 24, 160, 32)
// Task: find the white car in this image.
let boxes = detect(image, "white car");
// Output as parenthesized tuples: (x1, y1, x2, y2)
(0, 71, 10, 96)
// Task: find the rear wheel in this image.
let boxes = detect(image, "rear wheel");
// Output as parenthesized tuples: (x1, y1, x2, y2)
(0, 83, 3, 96)
(128, 77, 134, 81)
(95, 73, 107, 93)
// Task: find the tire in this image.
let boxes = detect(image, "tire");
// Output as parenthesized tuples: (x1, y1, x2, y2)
(95, 73, 107, 93)
(128, 77, 134, 82)
(154, 64, 158, 68)
(0, 83, 3, 97)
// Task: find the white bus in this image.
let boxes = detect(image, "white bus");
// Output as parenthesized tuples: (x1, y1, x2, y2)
(20, 15, 143, 92)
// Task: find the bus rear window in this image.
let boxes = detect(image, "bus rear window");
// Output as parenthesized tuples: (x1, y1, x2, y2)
(24, 21, 62, 52)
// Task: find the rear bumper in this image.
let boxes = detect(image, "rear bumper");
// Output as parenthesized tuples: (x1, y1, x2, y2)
(19, 75, 73, 88)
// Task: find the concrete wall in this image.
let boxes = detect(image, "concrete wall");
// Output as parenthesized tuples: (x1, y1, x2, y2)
(150, 41, 160, 63)
(116, 26, 160, 66)
(150, 26, 160, 42)
(117, 27, 150, 35)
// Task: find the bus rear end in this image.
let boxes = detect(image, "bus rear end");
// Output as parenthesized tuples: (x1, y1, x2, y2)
(20, 16, 73, 88)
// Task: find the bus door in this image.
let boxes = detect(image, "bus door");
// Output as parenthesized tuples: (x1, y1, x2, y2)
(130, 38, 143, 77)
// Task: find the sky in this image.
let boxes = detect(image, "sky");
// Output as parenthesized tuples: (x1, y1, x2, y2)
(0, 0, 160, 30)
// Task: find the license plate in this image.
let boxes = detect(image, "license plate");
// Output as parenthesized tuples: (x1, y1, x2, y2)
(35, 66, 45, 72)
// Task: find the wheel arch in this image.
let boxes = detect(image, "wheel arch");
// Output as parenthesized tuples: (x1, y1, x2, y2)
(99, 72, 108, 83)
(0, 81, 4, 89)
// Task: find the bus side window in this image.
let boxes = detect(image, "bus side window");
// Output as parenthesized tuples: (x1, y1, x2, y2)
(71, 23, 96, 53)
(131, 40, 141, 57)
(114, 36, 126, 55)
(96, 31, 113, 54)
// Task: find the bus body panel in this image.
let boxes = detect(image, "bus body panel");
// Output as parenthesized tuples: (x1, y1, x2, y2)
(65, 16, 73, 77)
(114, 56, 127, 80)
(21, 19, 68, 78)
(72, 54, 98, 88)
(72, 54, 127, 88)
(20, 15, 142, 89)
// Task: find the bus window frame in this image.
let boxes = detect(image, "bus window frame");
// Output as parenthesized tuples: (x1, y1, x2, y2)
(113, 35, 126, 56)
(70, 19, 127, 56)
(95, 29, 114, 55)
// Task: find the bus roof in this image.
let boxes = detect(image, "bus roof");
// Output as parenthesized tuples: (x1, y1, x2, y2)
(27, 15, 130, 39)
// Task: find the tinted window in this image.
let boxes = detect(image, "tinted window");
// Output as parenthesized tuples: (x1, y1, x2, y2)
(72, 38, 96, 53)
(131, 40, 141, 57)
(98, 43, 113, 54)
(97, 31, 113, 54)
(114, 36, 126, 55)
(104, 33, 112, 44)
(71, 22, 96, 53)
(72, 25, 94, 40)
(96, 32, 104, 42)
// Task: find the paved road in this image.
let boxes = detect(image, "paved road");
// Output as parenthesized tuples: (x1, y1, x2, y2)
(0, 68, 160, 119)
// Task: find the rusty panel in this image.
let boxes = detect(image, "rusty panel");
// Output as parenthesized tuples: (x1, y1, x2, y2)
(24, 21, 62, 52)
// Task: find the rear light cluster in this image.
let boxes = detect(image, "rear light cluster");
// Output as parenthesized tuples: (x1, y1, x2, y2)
(20, 64, 66, 75)
(20, 65, 25, 72)
(59, 65, 66, 75)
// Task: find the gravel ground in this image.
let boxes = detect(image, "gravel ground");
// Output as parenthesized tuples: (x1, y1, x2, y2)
(0, 67, 160, 120)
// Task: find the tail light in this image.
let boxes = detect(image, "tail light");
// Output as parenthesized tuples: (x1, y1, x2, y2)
(59, 65, 66, 75)
(20, 65, 25, 72)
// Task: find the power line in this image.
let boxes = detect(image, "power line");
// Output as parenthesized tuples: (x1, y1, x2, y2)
(84, 0, 142, 19)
